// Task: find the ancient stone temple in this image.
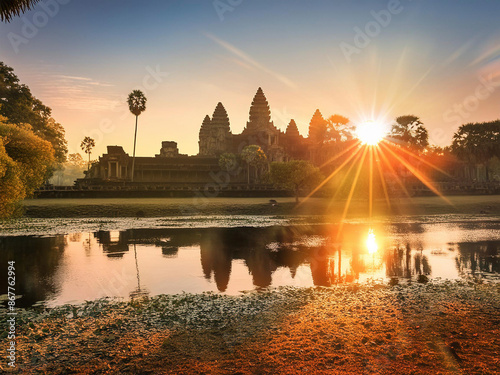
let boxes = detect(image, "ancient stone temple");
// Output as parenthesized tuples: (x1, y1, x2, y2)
(199, 87, 295, 162)
(80, 87, 313, 188)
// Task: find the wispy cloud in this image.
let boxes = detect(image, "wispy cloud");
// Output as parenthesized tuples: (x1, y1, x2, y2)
(441, 40, 475, 67)
(30, 72, 120, 111)
(205, 33, 298, 90)
(469, 42, 500, 67)
(57, 75, 93, 81)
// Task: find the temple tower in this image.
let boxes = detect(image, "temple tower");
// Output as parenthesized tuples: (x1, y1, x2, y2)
(284, 119, 307, 160)
(285, 119, 300, 138)
(244, 87, 274, 132)
(308, 109, 327, 144)
(198, 115, 212, 156)
(198, 103, 232, 156)
(238, 88, 285, 161)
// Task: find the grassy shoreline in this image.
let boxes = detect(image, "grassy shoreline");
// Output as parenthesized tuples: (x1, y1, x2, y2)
(18, 195, 500, 219)
(1, 281, 499, 374)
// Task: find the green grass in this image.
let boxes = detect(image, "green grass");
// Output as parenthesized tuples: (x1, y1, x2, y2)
(19, 195, 500, 219)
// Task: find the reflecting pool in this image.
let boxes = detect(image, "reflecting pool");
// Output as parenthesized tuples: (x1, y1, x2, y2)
(1, 219, 499, 308)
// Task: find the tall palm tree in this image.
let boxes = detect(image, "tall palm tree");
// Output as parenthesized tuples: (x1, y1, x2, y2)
(80, 136, 95, 172)
(1, 0, 41, 22)
(127, 90, 147, 182)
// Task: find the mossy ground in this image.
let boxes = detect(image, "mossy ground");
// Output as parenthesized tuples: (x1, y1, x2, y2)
(1, 282, 499, 374)
(15, 195, 500, 219)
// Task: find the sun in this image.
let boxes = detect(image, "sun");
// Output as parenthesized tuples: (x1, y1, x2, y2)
(355, 120, 388, 146)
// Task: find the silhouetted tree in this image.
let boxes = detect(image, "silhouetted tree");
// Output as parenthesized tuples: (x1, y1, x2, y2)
(127, 90, 147, 182)
(390, 115, 429, 151)
(452, 121, 500, 181)
(1, 0, 41, 22)
(326, 114, 354, 142)
(80, 136, 95, 171)
(269, 160, 324, 203)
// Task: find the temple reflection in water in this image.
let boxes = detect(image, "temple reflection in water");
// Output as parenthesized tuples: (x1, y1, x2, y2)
(1, 223, 499, 307)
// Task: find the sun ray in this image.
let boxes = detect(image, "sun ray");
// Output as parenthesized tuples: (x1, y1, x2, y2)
(374, 147, 391, 209)
(336, 146, 369, 240)
(376, 144, 413, 199)
(385, 142, 452, 178)
(378, 47, 409, 117)
(369, 146, 374, 219)
(298, 144, 364, 206)
(319, 141, 361, 169)
(326, 55, 366, 120)
(385, 65, 434, 115)
(379, 142, 453, 205)
(328, 145, 366, 207)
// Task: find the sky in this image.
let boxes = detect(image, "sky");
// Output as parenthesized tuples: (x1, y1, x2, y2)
(1, 0, 499, 158)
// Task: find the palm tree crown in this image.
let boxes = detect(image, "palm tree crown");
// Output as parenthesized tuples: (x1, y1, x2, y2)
(1, 0, 41, 22)
(127, 90, 147, 117)
(128, 90, 147, 182)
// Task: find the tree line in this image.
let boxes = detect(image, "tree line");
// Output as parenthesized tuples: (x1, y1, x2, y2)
(0, 62, 67, 217)
(222, 110, 499, 201)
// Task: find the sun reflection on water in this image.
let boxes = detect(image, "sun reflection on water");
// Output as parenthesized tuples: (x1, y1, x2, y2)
(366, 229, 378, 254)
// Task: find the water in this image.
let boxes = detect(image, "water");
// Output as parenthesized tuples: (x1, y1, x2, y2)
(1, 218, 499, 308)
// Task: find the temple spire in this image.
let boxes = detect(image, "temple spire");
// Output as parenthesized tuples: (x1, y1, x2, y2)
(199, 115, 211, 136)
(247, 87, 272, 131)
(286, 119, 300, 137)
(308, 109, 327, 143)
(211, 102, 231, 132)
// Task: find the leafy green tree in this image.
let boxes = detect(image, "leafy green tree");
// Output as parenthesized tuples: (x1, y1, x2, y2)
(452, 121, 500, 181)
(269, 160, 324, 203)
(127, 90, 147, 182)
(80, 136, 95, 171)
(390, 115, 429, 151)
(1, 0, 41, 22)
(0, 137, 23, 217)
(0, 62, 67, 162)
(218, 152, 239, 173)
(0, 117, 55, 217)
(241, 145, 267, 184)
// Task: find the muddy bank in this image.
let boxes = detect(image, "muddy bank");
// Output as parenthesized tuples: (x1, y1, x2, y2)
(17, 195, 500, 219)
(1, 281, 499, 374)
